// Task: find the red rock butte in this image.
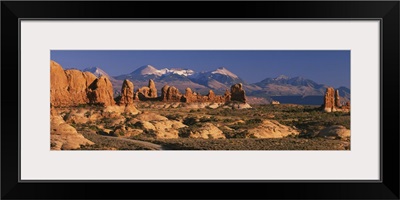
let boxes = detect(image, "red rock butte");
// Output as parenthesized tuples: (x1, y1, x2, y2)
(50, 60, 114, 107)
(322, 87, 350, 112)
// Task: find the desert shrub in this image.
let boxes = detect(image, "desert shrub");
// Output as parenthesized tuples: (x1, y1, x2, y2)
(221, 118, 233, 123)
(233, 130, 249, 138)
(114, 96, 122, 104)
(178, 127, 192, 138)
(166, 114, 183, 121)
(183, 117, 198, 126)
(126, 122, 143, 129)
(84, 111, 91, 118)
(62, 112, 71, 121)
(88, 125, 101, 132)
(245, 118, 262, 125)
(199, 116, 218, 123)
(143, 129, 157, 137)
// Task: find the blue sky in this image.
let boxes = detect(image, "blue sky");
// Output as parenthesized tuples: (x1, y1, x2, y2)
(51, 50, 350, 88)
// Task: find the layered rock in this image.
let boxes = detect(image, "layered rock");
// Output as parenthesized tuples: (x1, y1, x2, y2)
(119, 79, 134, 105)
(50, 60, 115, 107)
(87, 76, 115, 106)
(161, 85, 183, 101)
(323, 87, 350, 112)
(230, 83, 246, 103)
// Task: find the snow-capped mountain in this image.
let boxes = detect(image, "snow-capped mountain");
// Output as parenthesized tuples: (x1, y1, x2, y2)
(115, 65, 195, 81)
(83, 67, 113, 80)
(112, 64, 350, 105)
(255, 75, 324, 89)
(189, 67, 245, 91)
(252, 75, 350, 103)
(210, 67, 239, 78)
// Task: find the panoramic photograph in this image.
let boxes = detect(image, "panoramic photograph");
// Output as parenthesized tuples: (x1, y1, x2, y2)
(50, 50, 350, 150)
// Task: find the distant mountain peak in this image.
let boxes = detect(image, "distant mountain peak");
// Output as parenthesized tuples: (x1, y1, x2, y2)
(132, 65, 162, 76)
(274, 75, 290, 80)
(83, 67, 110, 78)
(129, 65, 195, 77)
(211, 67, 238, 78)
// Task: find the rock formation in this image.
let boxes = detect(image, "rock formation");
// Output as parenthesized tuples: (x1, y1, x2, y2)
(183, 88, 196, 102)
(230, 83, 246, 103)
(317, 125, 350, 140)
(50, 61, 71, 106)
(181, 88, 225, 103)
(148, 79, 157, 98)
(224, 89, 231, 102)
(128, 112, 187, 138)
(247, 120, 299, 138)
(119, 79, 134, 105)
(335, 90, 341, 107)
(161, 85, 182, 101)
(323, 87, 350, 112)
(50, 108, 94, 150)
(51, 61, 97, 106)
(207, 90, 225, 103)
(50, 60, 115, 107)
(87, 76, 115, 106)
(187, 123, 226, 139)
(131, 80, 247, 104)
(135, 79, 158, 100)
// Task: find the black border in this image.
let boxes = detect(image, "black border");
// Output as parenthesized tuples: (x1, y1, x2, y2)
(2, 1, 399, 199)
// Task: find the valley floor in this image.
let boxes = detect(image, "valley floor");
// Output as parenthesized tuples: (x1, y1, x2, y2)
(54, 102, 351, 151)
(79, 131, 350, 150)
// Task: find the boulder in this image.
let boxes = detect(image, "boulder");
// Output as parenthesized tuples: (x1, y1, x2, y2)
(247, 120, 299, 138)
(152, 120, 187, 138)
(317, 125, 350, 139)
(188, 123, 226, 139)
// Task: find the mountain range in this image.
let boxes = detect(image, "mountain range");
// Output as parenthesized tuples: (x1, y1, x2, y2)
(82, 65, 350, 105)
